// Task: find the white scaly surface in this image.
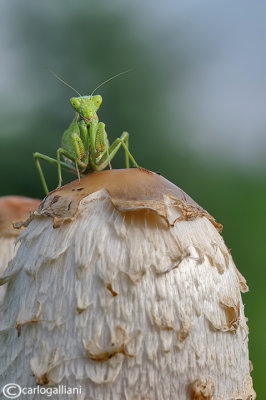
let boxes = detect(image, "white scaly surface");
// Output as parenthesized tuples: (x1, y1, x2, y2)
(0, 190, 255, 399)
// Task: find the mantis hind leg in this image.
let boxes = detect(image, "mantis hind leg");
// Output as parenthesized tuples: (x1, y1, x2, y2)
(111, 131, 138, 168)
(33, 152, 77, 195)
(123, 133, 129, 168)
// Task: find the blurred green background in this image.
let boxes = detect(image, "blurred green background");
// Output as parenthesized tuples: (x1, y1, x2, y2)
(0, 0, 265, 395)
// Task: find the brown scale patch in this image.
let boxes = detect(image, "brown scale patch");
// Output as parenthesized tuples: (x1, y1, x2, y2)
(35, 372, 50, 386)
(152, 247, 207, 276)
(121, 268, 146, 284)
(233, 264, 249, 293)
(76, 303, 90, 314)
(152, 310, 174, 330)
(151, 258, 182, 275)
(221, 298, 240, 331)
(169, 197, 223, 232)
(50, 195, 60, 205)
(205, 254, 225, 274)
(176, 317, 192, 349)
(210, 241, 230, 271)
(16, 300, 42, 337)
(106, 282, 118, 297)
(76, 296, 91, 314)
(190, 378, 215, 400)
(207, 297, 240, 334)
(31, 348, 63, 387)
(84, 326, 137, 362)
(249, 360, 253, 373)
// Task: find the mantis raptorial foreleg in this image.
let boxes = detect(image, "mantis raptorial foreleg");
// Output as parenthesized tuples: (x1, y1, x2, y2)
(34, 152, 77, 195)
(94, 121, 112, 169)
(91, 131, 138, 171)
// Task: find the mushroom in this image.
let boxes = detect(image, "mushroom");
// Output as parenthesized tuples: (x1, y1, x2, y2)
(0, 196, 40, 306)
(0, 169, 255, 399)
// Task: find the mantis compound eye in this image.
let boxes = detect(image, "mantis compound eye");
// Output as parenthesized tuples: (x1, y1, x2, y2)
(94, 95, 102, 107)
(70, 98, 80, 109)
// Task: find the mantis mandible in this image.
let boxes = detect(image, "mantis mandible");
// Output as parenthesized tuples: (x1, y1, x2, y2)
(33, 71, 139, 195)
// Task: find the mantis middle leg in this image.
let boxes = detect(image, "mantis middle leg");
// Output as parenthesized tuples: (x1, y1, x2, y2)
(33, 152, 77, 195)
(57, 145, 87, 189)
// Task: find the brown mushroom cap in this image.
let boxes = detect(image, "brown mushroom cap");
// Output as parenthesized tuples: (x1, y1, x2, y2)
(28, 169, 223, 231)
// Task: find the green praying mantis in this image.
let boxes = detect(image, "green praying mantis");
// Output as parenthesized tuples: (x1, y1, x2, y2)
(33, 71, 139, 195)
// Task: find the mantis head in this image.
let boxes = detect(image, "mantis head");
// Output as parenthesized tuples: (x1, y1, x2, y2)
(50, 68, 131, 121)
(70, 95, 102, 120)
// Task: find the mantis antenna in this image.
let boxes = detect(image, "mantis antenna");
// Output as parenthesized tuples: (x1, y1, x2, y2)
(90, 69, 133, 95)
(48, 69, 82, 97)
